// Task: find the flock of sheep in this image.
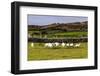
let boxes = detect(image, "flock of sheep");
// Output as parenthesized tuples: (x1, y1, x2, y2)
(30, 42, 81, 48)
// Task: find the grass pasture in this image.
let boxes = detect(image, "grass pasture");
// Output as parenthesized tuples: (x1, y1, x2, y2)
(28, 42, 88, 61)
(28, 31, 87, 38)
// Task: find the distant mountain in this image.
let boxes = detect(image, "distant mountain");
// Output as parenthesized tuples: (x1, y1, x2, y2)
(28, 21, 88, 31)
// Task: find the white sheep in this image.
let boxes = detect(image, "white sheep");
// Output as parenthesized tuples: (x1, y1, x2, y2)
(70, 43, 74, 47)
(44, 43, 53, 48)
(44, 43, 49, 47)
(61, 43, 66, 47)
(66, 43, 70, 47)
(54, 42, 59, 47)
(51, 43, 55, 47)
(31, 43, 34, 47)
(74, 43, 81, 47)
(48, 43, 53, 47)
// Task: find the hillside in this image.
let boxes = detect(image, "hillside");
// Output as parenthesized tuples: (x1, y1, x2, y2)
(28, 21, 88, 31)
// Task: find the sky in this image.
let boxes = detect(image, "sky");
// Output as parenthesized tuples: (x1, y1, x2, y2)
(28, 15, 88, 25)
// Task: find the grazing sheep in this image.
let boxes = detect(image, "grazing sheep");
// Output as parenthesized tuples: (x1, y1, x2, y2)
(66, 43, 70, 47)
(45, 43, 49, 47)
(45, 43, 53, 48)
(54, 42, 59, 47)
(61, 43, 66, 47)
(51, 43, 55, 47)
(74, 43, 81, 47)
(48, 43, 53, 47)
(31, 43, 34, 47)
(70, 43, 74, 47)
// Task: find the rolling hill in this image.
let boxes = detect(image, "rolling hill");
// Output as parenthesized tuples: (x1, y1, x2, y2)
(28, 21, 88, 31)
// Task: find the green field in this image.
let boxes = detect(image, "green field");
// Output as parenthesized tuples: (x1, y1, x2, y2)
(28, 42, 88, 61)
(28, 31, 87, 38)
